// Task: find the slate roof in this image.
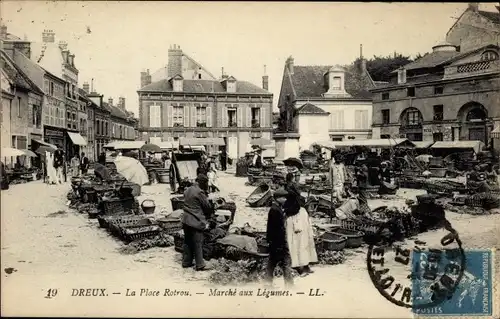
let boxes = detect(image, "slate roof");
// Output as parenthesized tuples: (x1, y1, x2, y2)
(478, 9, 500, 24)
(138, 78, 271, 95)
(1, 50, 43, 94)
(397, 51, 459, 72)
(289, 61, 374, 100)
(296, 103, 329, 115)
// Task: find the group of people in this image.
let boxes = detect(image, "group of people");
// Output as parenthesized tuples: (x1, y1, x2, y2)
(45, 148, 89, 184)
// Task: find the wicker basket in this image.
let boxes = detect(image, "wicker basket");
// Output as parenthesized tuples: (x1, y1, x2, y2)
(320, 232, 347, 251)
(101, 197, 138, 216)
(157, 218, 183, 233)
(119, 224, 161, 242)
(429, 167, 447, 178)
(171, 196, 184, 211)
(157, 173, 170, 184)
(329, 227, 364, 248)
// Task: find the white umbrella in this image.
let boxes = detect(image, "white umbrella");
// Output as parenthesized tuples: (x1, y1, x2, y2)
(113, 155, 149, 185)
(1, 147, 26, 157)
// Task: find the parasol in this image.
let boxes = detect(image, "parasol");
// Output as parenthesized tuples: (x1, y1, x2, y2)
(283, 157, 303, 169)
(141, 143, 162, 153)
(1, 147, 26, 157)
(114, 155, 149, 185)
(94, 163, 112, 181)
(35, 145, 56, 154)
(22, 149, 37, 157)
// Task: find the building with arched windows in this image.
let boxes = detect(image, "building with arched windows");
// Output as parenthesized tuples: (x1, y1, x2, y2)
(371, 41, 499, 147)
(371, 4, 500, 149)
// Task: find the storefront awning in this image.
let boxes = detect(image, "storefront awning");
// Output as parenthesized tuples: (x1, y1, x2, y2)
(32, 139, 57, 150)
(158, 141, 180, 149)
(104, 141, 145, 150)
(67, 132, 87, 146)
(179, 137, 225, 146)
(431, 141, 485, 154)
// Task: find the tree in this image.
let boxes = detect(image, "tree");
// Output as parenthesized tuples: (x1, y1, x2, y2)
(366, 53, 413, 82)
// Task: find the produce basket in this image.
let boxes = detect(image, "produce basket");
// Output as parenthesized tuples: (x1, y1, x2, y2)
(100, 197, 139, 216)
(157, 173, 170, 184)
(429, 167, 447, 178)
(108, 216, 155, 236)
(173, 232, 184, 252)
(97, 213, 136, 228)
(157, 217, 183, 233)
(402, 169, 421, 177)
(220, 244, 269, 261)
(329, 227, 364, 248)
(171, 196, 184, 211)
(320, 232, 347, 251)
(119, 224, 161, 242)
(423, 183, 450, 196)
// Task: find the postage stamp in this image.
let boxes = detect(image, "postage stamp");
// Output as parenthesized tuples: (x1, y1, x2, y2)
(367, 220, 466, 310)
(412, 249, 494, 317)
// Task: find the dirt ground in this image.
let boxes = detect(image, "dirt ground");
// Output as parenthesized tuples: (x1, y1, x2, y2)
(1, 170, 499, 317)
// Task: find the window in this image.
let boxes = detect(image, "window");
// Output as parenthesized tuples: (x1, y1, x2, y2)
(196, 106, 207, 127)
(173, 105, 184, 127)
(50, 82, 54, 96)
(355, 110, 368, 129)
(251, 107, 260, 128)
(330, 110, 344, 129)
(382, 109, 390, 124)
(406, 110, 421, 126)
(198, 74, 202, 79)
(332, 76, 341, 90)
(173, 80, 183, 92)
(96, 120, 100, 135)
(33, 105, 41, 128)
(149, 103, 161, 128)
(434, 86, 444, 95)
(17, 97, 21, 117)
(481, 51, 499, 61)
(104, 122, 108, 136)
(433, 105, 443, 121)
(433, 132, 443, 142)
(381, 92, 389, 100)
(407, 87, 415, 97)
(228, 109, 237, 127)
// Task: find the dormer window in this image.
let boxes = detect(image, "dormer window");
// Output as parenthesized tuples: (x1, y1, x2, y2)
(172, 75, 183, 92)
(397, 68, 407, 84)
(224, 76, 237, 93)
(481, 51, 499, 61)
(323, 65, 350, 98)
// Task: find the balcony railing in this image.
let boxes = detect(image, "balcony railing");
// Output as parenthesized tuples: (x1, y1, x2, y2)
(228, 122, 237, 128)
(444, 59, 499, 79)
(251, 120, 260, 128)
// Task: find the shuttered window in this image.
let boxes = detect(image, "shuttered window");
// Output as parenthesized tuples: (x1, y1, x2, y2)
(330, 110, 344, 129)
(355, 110, 368, 129)
(149, 103, 161, 128)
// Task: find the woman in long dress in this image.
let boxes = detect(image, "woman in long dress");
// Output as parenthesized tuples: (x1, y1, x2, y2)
(70, 154, 80, 177)
(283, 172, 318, 275)
(46, 152, 58, 184)
(329, 155, 347, 201)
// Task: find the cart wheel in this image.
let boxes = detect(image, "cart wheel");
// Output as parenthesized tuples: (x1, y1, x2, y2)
(169, 165, 177, 193)
(306, 200, 319, 214)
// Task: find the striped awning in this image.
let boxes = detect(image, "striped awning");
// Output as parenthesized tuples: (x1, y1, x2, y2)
(179, 137, 225, 146)
(67, 132, 87, 146)
(104, 141, 145, 150)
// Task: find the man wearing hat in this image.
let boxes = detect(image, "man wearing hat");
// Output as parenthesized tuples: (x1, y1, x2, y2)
(181, 174, 214, 271)
(265, 188, 293, 287)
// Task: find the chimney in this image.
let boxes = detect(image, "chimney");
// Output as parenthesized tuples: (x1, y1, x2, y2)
(82, 82, 90, 93)
(108, 97, 113, 106)
(0, 25, 7, 39)
(359, 44, 367, 73)
(397, 67, 407, 84)
(262, 65, 269, 91)
(42, 29, 55, 43)
(140, 69, 152, 88)
(62, 50, 69, 63)
(468, 3, 479, 12)
(118, 97, 126, 110)
(221, 67, 225, 78)
(286, 56, 294, 75)
(58, 41, 68, 50)
(68, 53, 75, 66)
(167, 44, 182, 77)
(221, 67, 228, 80)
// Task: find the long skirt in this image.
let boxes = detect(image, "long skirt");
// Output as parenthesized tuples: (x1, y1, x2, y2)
(286, 208, 318, 268)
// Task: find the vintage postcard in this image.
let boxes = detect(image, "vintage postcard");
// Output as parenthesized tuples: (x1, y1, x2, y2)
(1, 1, 499, 317)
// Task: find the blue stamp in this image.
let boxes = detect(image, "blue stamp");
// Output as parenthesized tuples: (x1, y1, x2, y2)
(412, 249, 493, 316)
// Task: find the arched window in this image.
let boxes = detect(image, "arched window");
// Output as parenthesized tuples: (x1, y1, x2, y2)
(480, 51, 499, 61)
(466, 108, 487, 122)
(401, 107, 423, 127)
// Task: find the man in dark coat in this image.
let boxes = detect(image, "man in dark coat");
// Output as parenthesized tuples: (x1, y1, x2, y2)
(181, 174, 214, 270)
(98, 151, 106, 165)
(53, 146, 64, 184)
(219, 148, 227, 171)
(266, 188, 293, 287)
(80, 152, 89, 175)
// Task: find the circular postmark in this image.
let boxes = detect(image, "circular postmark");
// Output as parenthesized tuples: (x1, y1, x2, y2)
(366, 217, 466, 310)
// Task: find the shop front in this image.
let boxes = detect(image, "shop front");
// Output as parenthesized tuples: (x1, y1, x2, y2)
(66, 130, 88, 159)
(44, 126, 66, 150)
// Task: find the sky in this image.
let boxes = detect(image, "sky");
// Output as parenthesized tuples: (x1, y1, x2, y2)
(1, 2, 498, 115)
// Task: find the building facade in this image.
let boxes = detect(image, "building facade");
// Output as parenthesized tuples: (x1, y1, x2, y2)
(277, 53, 376, 150)
(87, 91, 111, 158)
(371, 42, 500, 147)
(138, 45, 273, 159)
(446, 4, 500, 54)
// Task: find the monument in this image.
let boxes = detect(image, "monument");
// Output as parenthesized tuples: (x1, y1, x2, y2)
(273, 95, 300, 162)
